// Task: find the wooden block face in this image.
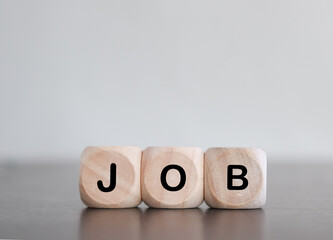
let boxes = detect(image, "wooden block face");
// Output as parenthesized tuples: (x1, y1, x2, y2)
(141, 147, 204, 208)
(79, 146, 142, 208)
(205, 148, 266, 209)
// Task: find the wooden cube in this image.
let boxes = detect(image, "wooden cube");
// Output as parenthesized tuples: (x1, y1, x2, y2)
(79, 146, 142, 208)
(205, 148, 266, 209)
(141, 147, 204, 208)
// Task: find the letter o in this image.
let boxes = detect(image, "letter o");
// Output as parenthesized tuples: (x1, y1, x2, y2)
(160, 164, 186, 191)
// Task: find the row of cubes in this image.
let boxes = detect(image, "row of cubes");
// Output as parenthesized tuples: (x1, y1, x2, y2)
(79, 146, 266, 209)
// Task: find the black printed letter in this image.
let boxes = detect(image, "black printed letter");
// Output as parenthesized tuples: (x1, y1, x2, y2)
(97, 163, 117, 192)
(227, 165, 248, 190)
(160, 164, 186, 191)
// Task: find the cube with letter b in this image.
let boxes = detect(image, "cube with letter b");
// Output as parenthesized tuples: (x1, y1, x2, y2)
(141, 147, 204, 208)
(204, 148, 266, 209)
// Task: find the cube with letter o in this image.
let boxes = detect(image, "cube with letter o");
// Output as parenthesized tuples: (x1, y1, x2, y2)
(141, 146, 204, 208)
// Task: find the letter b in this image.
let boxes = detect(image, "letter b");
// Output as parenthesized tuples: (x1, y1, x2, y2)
(227, 165, 248, 190)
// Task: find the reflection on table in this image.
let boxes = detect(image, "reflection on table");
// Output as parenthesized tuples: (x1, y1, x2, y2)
(80, 207, 264, 240)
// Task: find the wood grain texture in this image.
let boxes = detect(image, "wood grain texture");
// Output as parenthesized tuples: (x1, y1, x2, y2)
(141, 147, 204, 208)
(205, 148, 266, 209)
(79, 146, 142, 208)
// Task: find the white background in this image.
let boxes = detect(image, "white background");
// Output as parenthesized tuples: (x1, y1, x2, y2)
(1, 1, 332, 162)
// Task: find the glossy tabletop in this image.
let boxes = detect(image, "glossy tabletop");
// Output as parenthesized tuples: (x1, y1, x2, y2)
(0, 161, 332, 240)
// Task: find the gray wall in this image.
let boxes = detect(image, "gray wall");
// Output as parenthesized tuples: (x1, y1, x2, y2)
(1, 1, 332, 161)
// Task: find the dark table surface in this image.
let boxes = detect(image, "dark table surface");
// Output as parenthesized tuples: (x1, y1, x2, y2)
(0, 161, 333, 240)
